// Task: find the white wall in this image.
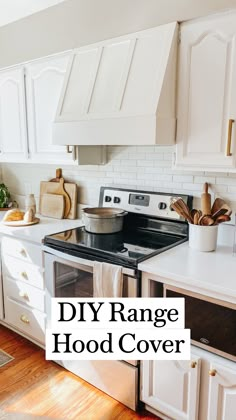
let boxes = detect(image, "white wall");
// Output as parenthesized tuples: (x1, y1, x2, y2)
(1, 0, 236, 67)
(2, 146, 236, 213)
(0, 0, 65, 27)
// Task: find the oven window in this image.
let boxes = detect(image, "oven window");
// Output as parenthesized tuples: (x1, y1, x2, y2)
(54, 262, 93, 298)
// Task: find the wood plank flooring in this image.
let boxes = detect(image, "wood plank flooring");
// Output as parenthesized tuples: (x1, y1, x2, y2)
(0, 325, 160, 420)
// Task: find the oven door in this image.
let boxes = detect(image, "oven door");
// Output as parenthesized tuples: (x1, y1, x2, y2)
(44, 246, 139, 365)
(43, 246, 138, 311)
(43, 246, 139, 410)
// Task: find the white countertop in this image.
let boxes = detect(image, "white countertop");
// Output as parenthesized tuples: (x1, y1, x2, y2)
(0, 216, 83, 244)
(139, 242, 236, 304)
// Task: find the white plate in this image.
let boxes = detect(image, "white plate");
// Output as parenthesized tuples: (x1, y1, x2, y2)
(2, 217, 40, 227)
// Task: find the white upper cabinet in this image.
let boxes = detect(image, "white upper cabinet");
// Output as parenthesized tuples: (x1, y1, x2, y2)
(176, 12, 236, 171)
(0, 67, 28, 162)
(53, 23, 178, 146)
(25, 54, 76, 164)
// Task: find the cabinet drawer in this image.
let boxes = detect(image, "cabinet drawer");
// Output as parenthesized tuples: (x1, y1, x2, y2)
(3, 276, 45, 312)
(2, 255, 44, 289)
(4, 297, 46, 343)
(1, 236, 42, 267)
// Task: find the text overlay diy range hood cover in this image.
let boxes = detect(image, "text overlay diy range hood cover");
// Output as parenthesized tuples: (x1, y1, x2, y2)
(53, 22, 178, 146)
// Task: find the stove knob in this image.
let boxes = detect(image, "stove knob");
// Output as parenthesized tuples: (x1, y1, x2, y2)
(114, 197, 121, 204)
(158, 202, 167, 210)
(105, 195, 112, 202)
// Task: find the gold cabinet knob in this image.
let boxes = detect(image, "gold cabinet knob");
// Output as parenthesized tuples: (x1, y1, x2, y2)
(20, 314, 30, 324)
(190, 361, 197, 368)
(19, 291, 29, 300)
(20, 249, 27, 257)
(21, 271, 28, 280)
(209, 369, 217, 377)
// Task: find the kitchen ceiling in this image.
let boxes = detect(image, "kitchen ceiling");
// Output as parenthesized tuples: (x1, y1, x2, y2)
(0, 0, 66, 26)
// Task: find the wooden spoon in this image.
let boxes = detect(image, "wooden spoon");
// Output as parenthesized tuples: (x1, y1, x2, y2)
(214, 214, 231, 225)
(170, 201, 193, 223)
(171, 198, 193, 223)
(193, 211, 201, 225)
(198, 215, 215, 226)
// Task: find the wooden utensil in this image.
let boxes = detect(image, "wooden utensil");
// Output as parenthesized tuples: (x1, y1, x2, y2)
(193, 211, 201, 225)
(214, 214, 231, 225)
(198, 215, 215, 226)
(211, 198, 232, 217)
(170, 199, 193, 223)
(201, 183, 211, 215)
(40, 193, 65, 219)
(53, 178, 71, 218)
(212, 207, 228, 220)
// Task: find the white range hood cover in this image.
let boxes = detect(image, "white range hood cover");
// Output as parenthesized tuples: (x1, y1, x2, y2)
(53, 22, 178, 146)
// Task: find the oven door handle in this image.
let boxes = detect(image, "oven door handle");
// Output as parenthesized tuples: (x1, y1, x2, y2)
(42, 245, 136, 277)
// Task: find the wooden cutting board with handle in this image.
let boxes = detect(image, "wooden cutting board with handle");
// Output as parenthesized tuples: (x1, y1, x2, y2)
(39, 176, 77, 219)
(53, 178, 71, 218)
(40, 193, 65, 219)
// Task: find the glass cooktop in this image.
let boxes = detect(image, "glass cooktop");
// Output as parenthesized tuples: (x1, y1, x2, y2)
(44, 225, 186, 268)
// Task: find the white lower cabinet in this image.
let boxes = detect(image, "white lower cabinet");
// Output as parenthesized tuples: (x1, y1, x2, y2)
(4, 297, 46, 344)
(207, 362, 236, 420)
(1, 235, 46, 345)
(141, 347, 236, 420)
(141, 352, 201, 420)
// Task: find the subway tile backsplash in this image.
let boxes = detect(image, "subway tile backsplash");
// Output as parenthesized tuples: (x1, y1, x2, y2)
(1, 145, 236, 212)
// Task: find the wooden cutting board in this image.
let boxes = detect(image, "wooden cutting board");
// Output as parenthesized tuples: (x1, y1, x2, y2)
(40, 194, 65, 219)
(39, 182, 77, 219)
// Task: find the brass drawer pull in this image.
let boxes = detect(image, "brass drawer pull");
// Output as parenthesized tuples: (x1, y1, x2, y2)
(209, 369, 217, 377)
(20, 249, 27, 257)
(190, 361, 197, 368)
(19, 291, 29, 300)
(21, 271, 28, 280)
(20, 314, 30, 324)
(226, 119, 235, 156)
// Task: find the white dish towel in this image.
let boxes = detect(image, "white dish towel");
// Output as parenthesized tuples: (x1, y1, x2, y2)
(93, 261, 123, 297)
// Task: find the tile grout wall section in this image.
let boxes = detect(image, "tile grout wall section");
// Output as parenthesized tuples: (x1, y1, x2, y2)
(1, 145, 236, 212)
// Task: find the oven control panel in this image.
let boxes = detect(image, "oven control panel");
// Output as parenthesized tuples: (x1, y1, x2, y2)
(100, 188, 192, 220)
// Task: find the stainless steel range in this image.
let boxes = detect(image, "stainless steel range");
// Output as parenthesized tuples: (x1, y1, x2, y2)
(43, 187, 192, 410)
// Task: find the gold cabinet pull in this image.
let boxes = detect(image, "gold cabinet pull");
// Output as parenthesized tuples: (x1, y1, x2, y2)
(190, 361, 197, 368)
(209, 369, 217, 377)
(226, 119, 235, 156)
(19, 291, 29, 300)
(20, 249, 27, 257)
(21, 271, 28, 280)
(20, 314, 30, 324)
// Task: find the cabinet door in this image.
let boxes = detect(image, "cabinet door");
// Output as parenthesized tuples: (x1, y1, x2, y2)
(0, 67, 28, 162)
(25, 54, 76, 164)
(207, 362, 236, 420)
(176, 13, 236, 171)
(141, 354, 201, 420)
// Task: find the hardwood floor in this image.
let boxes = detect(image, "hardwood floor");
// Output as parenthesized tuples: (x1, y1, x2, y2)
(0, 326, 160, 420)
